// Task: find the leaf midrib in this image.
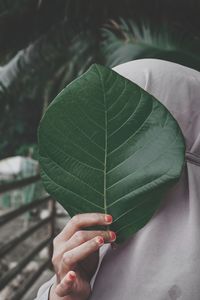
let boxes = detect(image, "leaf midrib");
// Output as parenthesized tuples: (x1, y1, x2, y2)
(96, 65, 108, 215)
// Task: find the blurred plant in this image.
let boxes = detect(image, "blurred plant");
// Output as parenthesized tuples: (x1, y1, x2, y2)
(102, 19, 200, 70)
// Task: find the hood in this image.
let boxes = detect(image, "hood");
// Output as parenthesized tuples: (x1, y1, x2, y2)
(113, 59, 200, 166)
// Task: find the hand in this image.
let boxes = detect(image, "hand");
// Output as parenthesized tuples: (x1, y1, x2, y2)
(49, 213, 116, 300)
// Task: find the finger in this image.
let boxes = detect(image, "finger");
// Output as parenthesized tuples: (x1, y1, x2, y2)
(61, 230, 116, 253)
(62, 236, 104, 271)
(59, 213, 113, 240)
(55, 271, 76, 297)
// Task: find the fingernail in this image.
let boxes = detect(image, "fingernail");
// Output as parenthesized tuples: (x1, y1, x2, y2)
(96, 236, 104, 245)
(105, 215, 113, 224)
(68, 272, 76, 281)
(109, 231, 116, 242)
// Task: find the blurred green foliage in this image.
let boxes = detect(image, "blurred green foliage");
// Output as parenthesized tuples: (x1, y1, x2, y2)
(0, 0, 200, 159)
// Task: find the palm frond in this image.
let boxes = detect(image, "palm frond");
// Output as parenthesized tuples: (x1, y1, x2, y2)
(0, 18, 84, 157)
(0, 16, 98, 158)
(102, 19, 200, 71)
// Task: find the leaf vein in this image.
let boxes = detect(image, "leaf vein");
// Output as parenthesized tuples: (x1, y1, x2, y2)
(60, 113, 104, 152)
(41, 154, 104, 197)
(107, 130, 179, 197)
(108, 101, 154, 157)
(75, 101, 105, 132)
(107, 81, 127, 112)
(42, 137, 103, 172)
(43, 169, 103, 210)
(47, 122, 104, 165)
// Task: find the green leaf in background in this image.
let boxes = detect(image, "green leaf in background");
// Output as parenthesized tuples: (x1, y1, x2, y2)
(38, 64, 185, 243)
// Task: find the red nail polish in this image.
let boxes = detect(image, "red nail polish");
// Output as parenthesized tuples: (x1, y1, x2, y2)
(105, 215, 113, 223)
(109, 231, 116, 241)
(68, 272, 76, 281)
(96, 236, 104, 245)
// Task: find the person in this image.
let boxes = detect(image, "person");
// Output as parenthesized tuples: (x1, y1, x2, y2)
(35, 59, 200, 300)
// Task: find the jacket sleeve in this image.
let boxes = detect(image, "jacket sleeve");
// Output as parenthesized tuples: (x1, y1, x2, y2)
(34, 275, 56, 300)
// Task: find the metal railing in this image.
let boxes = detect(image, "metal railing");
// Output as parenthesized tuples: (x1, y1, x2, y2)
(0, 175, 56, 300)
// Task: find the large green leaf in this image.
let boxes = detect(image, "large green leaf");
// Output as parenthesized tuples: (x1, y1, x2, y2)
(38, 64, 185, 243)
